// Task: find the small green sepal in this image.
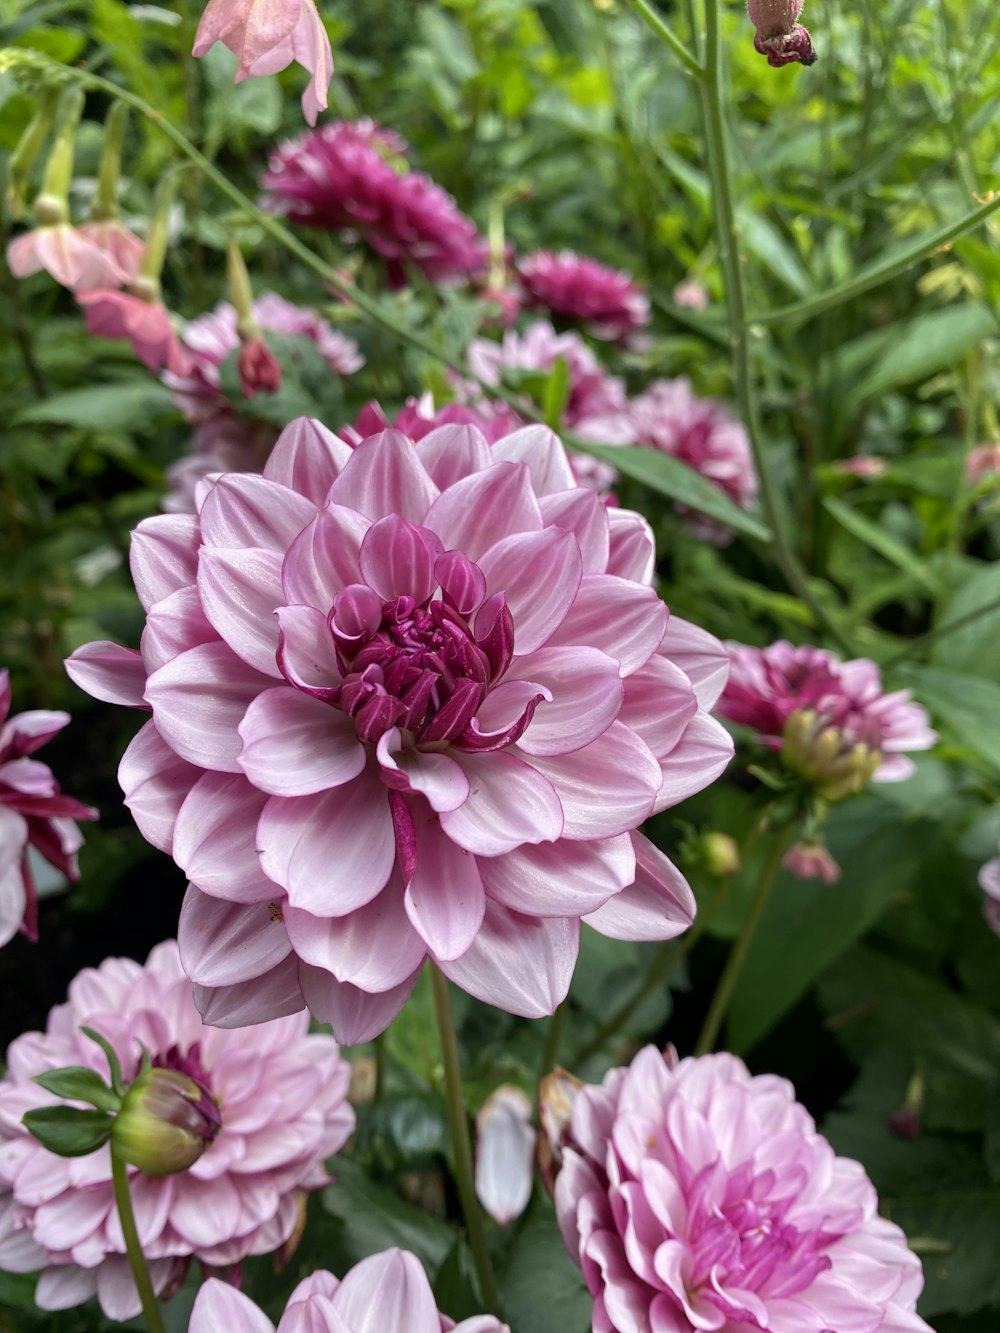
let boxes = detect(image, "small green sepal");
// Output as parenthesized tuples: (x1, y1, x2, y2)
(22, 1105, 114, 1157)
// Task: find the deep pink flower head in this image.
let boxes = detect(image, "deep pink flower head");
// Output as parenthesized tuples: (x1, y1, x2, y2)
(0, 670, 97, 948)
(0, 940, 353, 1320)
(78, 290, 192, 376)
(747, 0, 816, 67)
(193, 0, 333, 125)
(261, 121, 488, 288)
(720, 641, 937, 785)
(346, 395, 524, 449)
(784, 840, 840, 884)
(516, 251, 650, 341)
(67, 420, 732, 1040)
(7, 223, 127, 293)
(966, 443, 1000, 483)
(628, 379, 759, 544)
(554, 1046, 932, 1333)
(979, 847, 1000, 935)
(835, 456, 888, 480)
(191, 1249, 509, 1331)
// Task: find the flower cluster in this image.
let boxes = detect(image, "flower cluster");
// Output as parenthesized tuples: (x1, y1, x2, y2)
(68, 419, 732, 1040)
(516, 250, 650, 341)
(553, 1046, 932, 1332)
(0, 941, 353, 1320)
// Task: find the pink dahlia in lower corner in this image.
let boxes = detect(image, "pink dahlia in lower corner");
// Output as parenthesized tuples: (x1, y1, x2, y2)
(0, 940, 353, 1321)
(191, 1249, 509, 1331)
(0, 670, 97, 948)
(67, 419, 733, 1041)
(554, 1047, 933, 1333)
(516, 251, 650, 341)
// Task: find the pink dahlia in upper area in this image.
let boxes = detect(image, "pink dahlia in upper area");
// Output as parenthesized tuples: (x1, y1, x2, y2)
(0, 940, 353, 1320)
(193, 0, 333, 125)
(191, 1249, 509, 1331)
(67, 419, 732, 1041)
(261, 120, 488, 287)
(554, 1047, 932, 1333)
(345, 394, 524, 449)
(719, 641, 937, 786)
(516, 251, 650, 341)
(0, 670, 97, 949)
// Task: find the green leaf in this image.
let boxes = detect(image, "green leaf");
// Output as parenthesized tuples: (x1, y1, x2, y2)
(822, 496, 937, 593)
(931, 560, 1000, 681)
(14, 381, 175, 431)
(887, 1191, 1000, 1317)
(321, 1156, 455, 1275)
(432, 1236, 484, 1321)
(567, 443, 772, 542)
(499, 1198, 592, 1333)
(895, 664, 1000, 775)
(22, 1105, 113, 1156)
(850, 303, 997, 404)
(33, 1066, 121, 1112)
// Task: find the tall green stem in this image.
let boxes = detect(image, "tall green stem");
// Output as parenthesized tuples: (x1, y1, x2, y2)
(627, 0, 703, 77)
(694, 826, 793, 1055)
(110, 1153, 166, 1333)
(429, 966, 498, 1312)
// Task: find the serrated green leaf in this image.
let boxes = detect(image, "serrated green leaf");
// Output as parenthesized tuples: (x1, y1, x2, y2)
(22, 1105, 113, 1156)
(33, 1066, 121, 1112)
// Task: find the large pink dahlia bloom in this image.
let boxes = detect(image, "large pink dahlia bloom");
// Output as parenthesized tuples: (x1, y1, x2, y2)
(191, 1249, 509, 1331)
(516, 251, 650, 341)
(719, 641, 936, 784)
(261, 121, 487, 288)
(0, 940, 353, 1320)
(0, 670, 97, 948)
(67, 420, 732, 1040)
(554, 1047, 932, 1333)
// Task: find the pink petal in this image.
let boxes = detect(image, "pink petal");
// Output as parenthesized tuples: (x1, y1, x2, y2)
(415, 423, 492, 488)
(463, 679, 551, 751)
(583, 832, 695, 941)
(275, 604, 341, 694)
(475, 1086, 535, 1225)
(539, 488, 610, 573)
(359, 514, 441, 602)
(238, 687, 365, 796)
(510, 645, 623, 757)
(479, 833, 634, 918)
(197, 546, 285, 677)
(140, 585, 216, 673)
(527, 722, 661, 839)
(491, 425, 577, 496)
(440, 901, 579, 1017)
(34, 1268, 98, 1313)
(606, 507, 656, 584)
(189, 1278, 276, 1333)
(118, 720, 200, 853)
(329, 1248, 441, 1333)
(263, 416, 353, 501)
(620, 655, 698, 760)
(199, 473, 315, 551)
(405, 817, 486, 961)
(650, 712, 733, 813)
(327, 429, 439, 523)
(658, 616, 730, 710)
(179, 886, 292, 986)
(423, 460, 542, 561)
(298, 963, 420, 1044)
(376, 731, 469, 812)
(129, 514, 198, 611)
(194, 952, 305, 1027)
(64, 641, 147, 707)
(545, 574, 667, 677)
(441, 751, 563, 855)
(245, 0, 332, 125)
(256, 777, 394, 914)
(281, 504, 370, 609)
(169, 1171, 242, 1248)
(479, 527, 582, 655)
(0, 856, 26, 949)
(172, 771, 274, 901)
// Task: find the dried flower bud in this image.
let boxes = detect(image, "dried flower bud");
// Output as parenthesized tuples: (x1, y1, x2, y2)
(747, 0, 816, 67)
(781, 708, 881, 801)
(111, 1066, 221, 1175)
(538, 1067, 583, 1195)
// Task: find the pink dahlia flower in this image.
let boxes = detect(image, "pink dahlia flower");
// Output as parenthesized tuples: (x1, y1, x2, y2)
(261, 121, 488, 288)
(628, 378, 759, 543)
(747, 0, 816, 67)
(67, 419, 732, 1040)
(0, 940, 353, 1320)
(0, 670, 97, 948)
(193, 0, 333, 125)
(346, 395, 524, 449)
(78, 290, 192, 376)
(719, 641, 937, 784)
(555, 1046, 932, 1333)
(191, 1249, 509, 1331)
(966, 443, 1000, 483)
(7, 223, 128, 293)
(516, 251, 650, 341)
(979, 847, 1000, 935)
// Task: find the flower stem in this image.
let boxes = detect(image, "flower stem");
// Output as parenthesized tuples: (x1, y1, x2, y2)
(538, 999, 567, 1091)
(110, 1152, 166, 1333)
(429, 965, 498, 1312)
(694, 825, 794, 1055)
(627, 0, 703, 77)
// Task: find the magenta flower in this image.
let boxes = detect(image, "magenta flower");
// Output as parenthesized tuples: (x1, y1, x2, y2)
(720, 641, 937, 786)
(261, 121, 488, 287)
(516, 251, 650, 341)
(347, 395, 525, 448)
(747, 0, 816, 68)
(67, 420, 732, 1040)
(980, 847, 1000, 935)
(0, 940, 353, 1320)
(0, 670, 97, 948)
(628, 378, 759, 543)
(193, 0, 333, 125)
(555, 1046, 932, 1333)
(191, 1250, 509, 1331)
(78, 290, 192, 376)
(784, 839, 840, 884)
(7, 223, 128, 293)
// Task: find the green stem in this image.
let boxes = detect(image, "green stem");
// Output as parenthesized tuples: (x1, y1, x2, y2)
(880, 596, 1000, 669)
(538, 999, 567, 1088)
(627, 0, 703, 77)
(694, 826, 794, 1055)
(429, 966, 498, 1312)
(110, 1153, 166, 1333)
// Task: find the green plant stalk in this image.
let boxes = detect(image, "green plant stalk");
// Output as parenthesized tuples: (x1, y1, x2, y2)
(627, 0, 703, 77)
(93, 102, 129, 221)
(694, 825, 794, 1055)
(110, 1153, 166, 1333)
(429, 966, 498, 1312)
(538, 999, 567, 1089)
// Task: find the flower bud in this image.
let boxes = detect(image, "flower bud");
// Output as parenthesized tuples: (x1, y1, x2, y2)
(747, 0, 816, 67)
(237, 336, 282, 398)
(701, 831, 741, 878)
(111, 1066, 221, 1175)
(538, 1067, 582, 1195)
(475, 1086, 534, 1225)
(781, 708, 881, 801)
(783, 839, 840, 884)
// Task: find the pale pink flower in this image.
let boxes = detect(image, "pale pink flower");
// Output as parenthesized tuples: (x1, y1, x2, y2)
(0, 670, 97, 949)
(784, 839, 840, 884)
(516, 251, 650, 341)
(475, 1085, 534, 1225)
(673, 280, 709, 311)
(193, 0, 333, 125)
(261, 121, 488, 287)
(835, 455, 889, 479)
(78, 290, 192, 376)
(0, 940, 353, 1321)
(966, 443, 1000, 483)
(554, 1046, 932, 1332)
(979, 847, 1000, 935)
(77, 220, 144, 285)
(6, 224, 127, 293)
(747, 0, 816, 67)
(628, 378, 759, 544)
(67, 419, 732, 1041)
(720, 640, 937, 784)
(190, 1249, 509, 1331)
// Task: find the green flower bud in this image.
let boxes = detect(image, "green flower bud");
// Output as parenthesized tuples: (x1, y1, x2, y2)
(701, 832, 741, 878)
(111, 1067, 221, 1175)
(781, 708, 881, 801)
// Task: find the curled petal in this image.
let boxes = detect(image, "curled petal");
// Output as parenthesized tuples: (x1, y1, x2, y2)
(582, 832, 695, 941)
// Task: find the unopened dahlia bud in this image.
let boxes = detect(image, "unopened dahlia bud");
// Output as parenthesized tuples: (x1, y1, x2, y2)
(702, 831, 741, 878)
(783, 839, 840, 884)
(747, 0, 816, 67)
(111, 1065, 221, 1174)
(781, 708, 881, 800)
(475, 1085, 534, 1225)
(237, 336, 282, 397)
